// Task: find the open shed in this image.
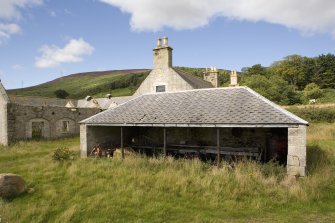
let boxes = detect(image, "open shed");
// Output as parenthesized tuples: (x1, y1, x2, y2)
(80, 87, 308, 176)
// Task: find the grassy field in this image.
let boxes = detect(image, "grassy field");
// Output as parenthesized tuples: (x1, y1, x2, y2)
(8, 70, 149, 99)
(0, 123, 335, 222)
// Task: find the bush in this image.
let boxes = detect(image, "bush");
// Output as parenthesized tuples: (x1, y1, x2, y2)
(52, 147, 76, 161)
(54, 89, 69, 99)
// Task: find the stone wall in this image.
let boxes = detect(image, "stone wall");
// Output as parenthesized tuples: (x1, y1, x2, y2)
(287, 125, 306, 177)
(0, 83, 9, 146)
(7, 103, 100, 143)
(134, 68, 194, 96)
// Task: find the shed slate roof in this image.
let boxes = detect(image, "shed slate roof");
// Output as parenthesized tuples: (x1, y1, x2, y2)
(81, 87, 308, 127)
(173, 68, 214, 89)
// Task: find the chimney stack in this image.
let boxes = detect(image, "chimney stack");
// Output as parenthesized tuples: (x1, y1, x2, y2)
(229, 70, 239, 87)
(153, 37, 173, 69)
(203, 66, 218, 88)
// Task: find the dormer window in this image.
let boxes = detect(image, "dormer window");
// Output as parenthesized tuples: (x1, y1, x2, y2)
(156, 85, 166, 93)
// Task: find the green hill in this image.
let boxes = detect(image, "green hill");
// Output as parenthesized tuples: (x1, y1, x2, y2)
(8, 69, 150, 99)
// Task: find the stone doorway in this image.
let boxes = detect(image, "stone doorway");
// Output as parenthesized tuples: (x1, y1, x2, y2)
(26, 118, 50, 139)
(32, 121, 44, 139)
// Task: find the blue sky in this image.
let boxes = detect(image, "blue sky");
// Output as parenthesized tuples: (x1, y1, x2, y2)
(0, 0, 334, 89)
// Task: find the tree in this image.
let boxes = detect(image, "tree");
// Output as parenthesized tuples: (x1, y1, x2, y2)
(270, 55, 308, 90)
(242, 64, 267, 76)
(313, 54, 335, 89)
(54, 89, 69, 99)
(304, 83, 322, 100)
(242, 74, 301, 105)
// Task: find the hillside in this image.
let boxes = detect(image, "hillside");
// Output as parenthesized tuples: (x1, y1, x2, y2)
(7, 67, 231, 100)
(7, 66, 335, 105)
(8, 69, 150, 99)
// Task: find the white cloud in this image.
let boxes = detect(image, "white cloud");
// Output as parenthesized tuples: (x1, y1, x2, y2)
(0, 0, 42, 46)
(0, 0, 43, 20)
(0, 23, 21, 45)
(99, 0, 335, 36)
(35, 38, 94, 68)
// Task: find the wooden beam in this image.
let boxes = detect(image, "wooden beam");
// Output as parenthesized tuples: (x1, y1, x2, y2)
(121, 127, 124, 159)
(163, 127, 167, 157)
(217, 128, 220, 165)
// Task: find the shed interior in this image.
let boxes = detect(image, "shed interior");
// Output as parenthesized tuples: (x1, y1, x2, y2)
(86, 126, 288, 164)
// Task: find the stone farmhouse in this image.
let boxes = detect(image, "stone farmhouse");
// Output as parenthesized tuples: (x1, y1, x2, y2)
(80, 37, 308, 177)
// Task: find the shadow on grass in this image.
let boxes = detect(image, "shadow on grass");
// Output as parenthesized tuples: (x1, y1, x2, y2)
(307, 144, 331, 175)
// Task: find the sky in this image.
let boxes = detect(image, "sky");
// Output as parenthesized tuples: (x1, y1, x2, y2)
(0, 0, 334, 89)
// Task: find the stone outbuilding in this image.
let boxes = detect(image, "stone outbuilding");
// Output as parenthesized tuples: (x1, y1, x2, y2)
(80, 87, 308, 177)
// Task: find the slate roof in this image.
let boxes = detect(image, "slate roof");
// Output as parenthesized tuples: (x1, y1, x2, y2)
(81, 87, 308, 127)
(173, 68, 214, 89)
(77, 96, 134, 109)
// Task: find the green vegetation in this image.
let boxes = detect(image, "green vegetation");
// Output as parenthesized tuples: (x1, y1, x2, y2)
(241, 54, 335, 105)
(52, 147, 76, 161)
(287, 105, 335, 123)
(8, 70, 149, 99)
(1, 123, 335, 222)
(304, 83, 322, 100)
(54, 89, 69, 99)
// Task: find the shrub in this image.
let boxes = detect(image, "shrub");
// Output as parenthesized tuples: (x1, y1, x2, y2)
(304, 83, 322, 100)
(52, 147, 76, 161)
(54, 89, 69, 99)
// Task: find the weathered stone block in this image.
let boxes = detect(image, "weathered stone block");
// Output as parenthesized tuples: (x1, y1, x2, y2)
(0, 173, 26, 199)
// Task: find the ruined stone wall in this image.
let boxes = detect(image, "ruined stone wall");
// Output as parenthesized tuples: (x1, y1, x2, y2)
(7, 103, 100, 143)
(134, 68, 194, 96)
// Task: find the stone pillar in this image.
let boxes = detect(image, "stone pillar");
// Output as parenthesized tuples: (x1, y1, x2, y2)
(80, 124, 88, 158)
(0, 80, 9, 146)
(287, 125, 307, 177)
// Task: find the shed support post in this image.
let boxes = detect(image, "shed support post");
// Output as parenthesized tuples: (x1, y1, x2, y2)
(121, 127, 124, 159)
(163, 127, 167, 157)
(217, 128, 220, 165)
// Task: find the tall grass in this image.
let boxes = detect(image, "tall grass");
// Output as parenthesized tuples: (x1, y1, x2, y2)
(0, 123, 335, 222)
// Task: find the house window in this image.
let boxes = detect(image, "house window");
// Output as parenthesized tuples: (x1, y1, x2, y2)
(156, 85, 166, 92)
(62, 121, 70, 133)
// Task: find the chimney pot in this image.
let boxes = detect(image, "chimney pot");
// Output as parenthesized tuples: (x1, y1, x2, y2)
(156, 38, 162, 47)
(162, 36, 168, 46)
